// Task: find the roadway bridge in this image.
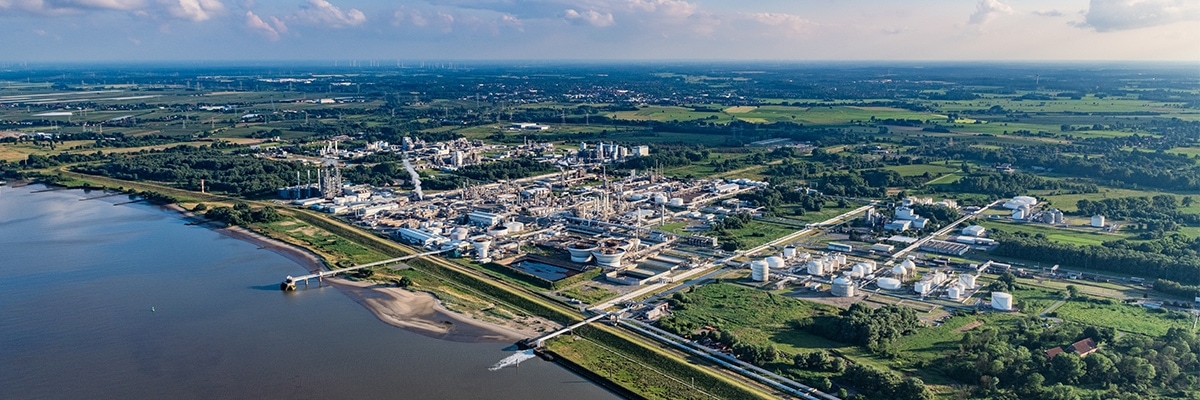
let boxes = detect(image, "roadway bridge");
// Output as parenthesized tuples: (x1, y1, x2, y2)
(280, 249, 448, 290)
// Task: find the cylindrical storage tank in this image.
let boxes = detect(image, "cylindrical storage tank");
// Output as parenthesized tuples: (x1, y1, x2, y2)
(901, 259, 916, 271)
(751, 260, 770, 282)
(487, 227, 508, 237)
(668, 198, 684, 207)
(783, 246, 797, 259)
(933, 272, 947, 285)
(959, 274, 977, 289)
(891, 264, 908, 278)
(914, 280, 931, 295)
(765, 256, 785, 271)
(832, 278, 855, 297)
(472, 238, 492, 259)
(653, 194, 668, 204)
(852, 263, 872, 278)
(947, 285, 964, 300)
(991, 292, 1014, 311)
(806, 260, 824, 276)
(877, 277, 902, 290)
(796, 252, 811, 262)
(504, 221, 525, 233)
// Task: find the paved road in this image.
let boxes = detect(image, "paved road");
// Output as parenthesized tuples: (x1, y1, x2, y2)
(890, 199, 1003, 262)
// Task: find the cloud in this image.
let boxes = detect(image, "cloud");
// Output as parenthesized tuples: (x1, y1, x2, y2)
(1077, 0, 1200, 31)
(0, 0, 227, 21)
(164, 0, 225, 21)
(563, 9, 613, 27)
(294, 0, 366, 28)
(1032, 9, 1064, 17)
(245, 10, 279, 40)
(967, 0, 1013, 25)
(745, 12, 810, 36)
(627, 0, 696, 19)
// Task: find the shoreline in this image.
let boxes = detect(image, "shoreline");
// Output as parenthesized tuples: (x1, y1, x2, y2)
(161, 203, 534, 343)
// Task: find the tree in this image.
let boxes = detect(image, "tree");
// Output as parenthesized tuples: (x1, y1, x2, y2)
(1065, 285, 1080, 299)
(1051, 353, 1086, 384)
(397, 276, 414, 288)
(193, 203, 207, 212)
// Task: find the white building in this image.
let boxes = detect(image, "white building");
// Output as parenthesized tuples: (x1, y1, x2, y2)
(632, 145, 650, 157)
(468, 211, 503, 227)
(962, 225, 986, 237)
(895, 207, 918, 220)
(1003, 196, 1038, 210)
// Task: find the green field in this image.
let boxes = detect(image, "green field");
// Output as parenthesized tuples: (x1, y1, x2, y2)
(975, 219, 1132, 246)
(1051, 299, 1194, 337)
(717, 220, 799, 249)
(884, 164, 959, 177)
(661, 283, 840, 354)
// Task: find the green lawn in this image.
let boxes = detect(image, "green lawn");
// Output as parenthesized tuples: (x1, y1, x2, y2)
(717, 220, 799, 249)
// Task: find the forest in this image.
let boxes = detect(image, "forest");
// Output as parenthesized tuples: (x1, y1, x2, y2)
(73, 145, 304, 198)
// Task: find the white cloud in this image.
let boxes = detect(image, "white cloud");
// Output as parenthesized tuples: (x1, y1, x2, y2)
(745, 12, 810, 36)
(627, 0, 696, 19)
(1078, 0, 1200, 31)
(967, 0, 1013, 25)
(1032, 9, 1064, 17)
(163, 0, 225, 22)
(245, 10, 279, 40)
(563, 9, 613, 27)
(294, 0, 366, 28)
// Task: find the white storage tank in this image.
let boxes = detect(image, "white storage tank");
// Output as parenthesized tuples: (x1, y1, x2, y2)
(783, 245, 797, 259)
(832, 277, 856, 297)
(751, 260, 770, 282)
(765, 256, 785, 271)
(504, 221, 525, 233)
(668, 198, 684, 207)
(1091, 215, 1105, 228)
(914, 280, 932, 295)
(901, 258, 916, 271)
(947, 284, 964, 300)
(959, 274, 977, 289)
(472, 238, 492, 259)
(567, 241, 598, 263)
(450, 227, 470, 241)
(488, 226, 509, 237)
(1013, 208, 1027, 220)
(852, 263, 872, 278)
(653, 194, 669, 204)
(877, 277, 902, 290)
(991, 292, 1014, 311)
(806, 260, 825, 276)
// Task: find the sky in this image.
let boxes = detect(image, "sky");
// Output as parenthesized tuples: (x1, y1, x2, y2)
(0, 0, 1197, 62)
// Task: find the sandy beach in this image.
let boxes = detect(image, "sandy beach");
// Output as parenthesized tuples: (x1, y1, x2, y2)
(165, 204, 535, 343)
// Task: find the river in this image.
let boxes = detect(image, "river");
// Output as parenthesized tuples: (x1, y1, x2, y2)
(0, 184, 617, 400)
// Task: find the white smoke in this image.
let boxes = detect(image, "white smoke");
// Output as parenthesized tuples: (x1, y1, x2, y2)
(402, 157, 423, 200)
(489, 349, 537, 371)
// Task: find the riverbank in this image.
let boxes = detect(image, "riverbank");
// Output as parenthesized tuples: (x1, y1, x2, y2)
(162, 203, 535, 343)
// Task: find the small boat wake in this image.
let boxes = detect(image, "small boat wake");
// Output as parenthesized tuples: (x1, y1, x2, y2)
(489, 349, 536, 371)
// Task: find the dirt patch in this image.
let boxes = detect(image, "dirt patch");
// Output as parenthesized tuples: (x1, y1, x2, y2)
(955, 320, 984, 333)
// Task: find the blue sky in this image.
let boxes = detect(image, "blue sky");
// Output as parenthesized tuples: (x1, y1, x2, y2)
(0, 0, 1197, 62)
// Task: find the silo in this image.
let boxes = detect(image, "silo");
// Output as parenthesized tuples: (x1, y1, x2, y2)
(751, 260, 770, 282)
(832, 277, 856, 297)
(991, 292, 1014, 311)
